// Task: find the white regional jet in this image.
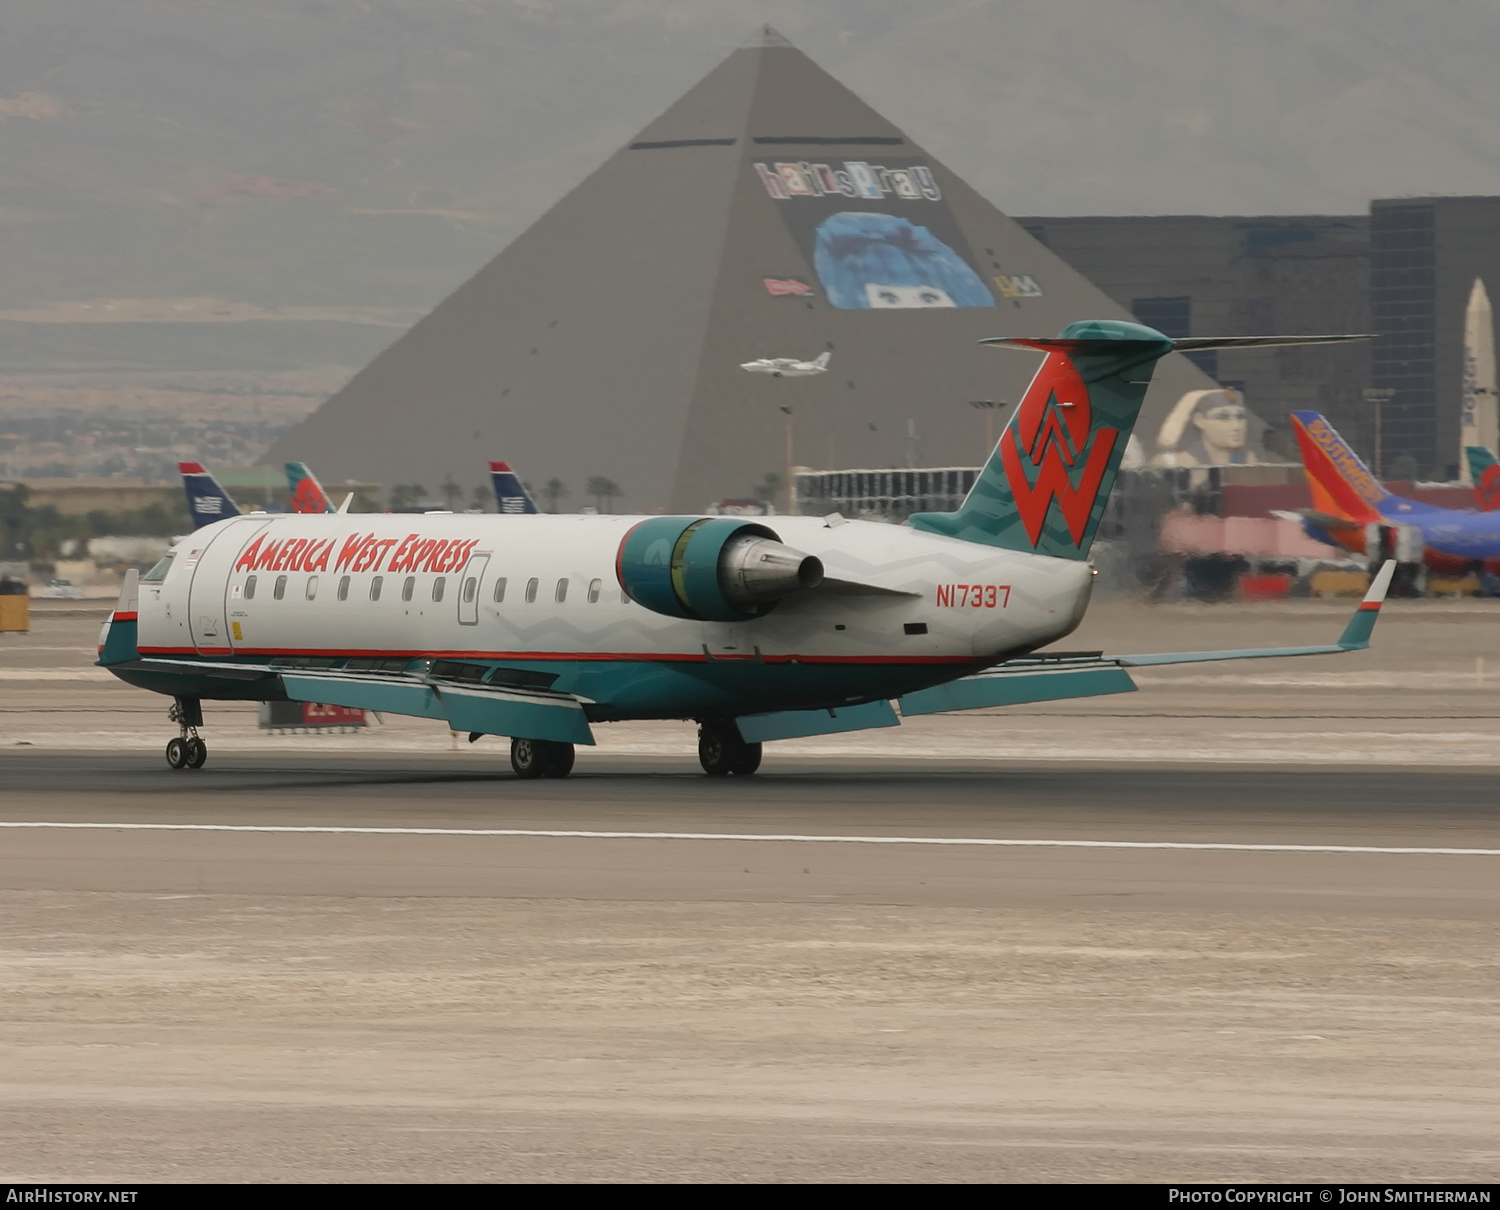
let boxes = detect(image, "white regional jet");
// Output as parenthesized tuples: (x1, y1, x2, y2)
(99, 320, 1388, 778)
(740, 351, 831, 377)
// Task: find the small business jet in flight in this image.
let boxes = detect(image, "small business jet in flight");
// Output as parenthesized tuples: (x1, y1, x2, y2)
(740, 351, 831, 377)
(112, 324, 1387, 777)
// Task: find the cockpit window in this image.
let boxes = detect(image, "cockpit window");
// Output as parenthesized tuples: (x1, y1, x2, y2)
(142, 554, 173, 583)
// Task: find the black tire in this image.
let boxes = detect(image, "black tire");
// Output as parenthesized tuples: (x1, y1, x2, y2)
(185, 738, 207, 769)
(542, 742, 575, 779)
(165, 737, 189, 770)
(728, 741, 762, 776)
(510, 736, 545, 779)
(698, 724, 738, 777)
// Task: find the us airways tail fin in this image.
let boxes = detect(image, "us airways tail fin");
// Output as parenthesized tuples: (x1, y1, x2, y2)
(1466, 446, 1500, 510)
(489, 461, 538, 514)
(285, 461, 335, 514)
(1289, 411, 1388, 524)
(178, 462, 240, 529)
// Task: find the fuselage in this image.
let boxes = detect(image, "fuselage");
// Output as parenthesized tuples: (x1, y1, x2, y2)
(1315, 496, 1500, 572)
(114, 512, 1095, 721)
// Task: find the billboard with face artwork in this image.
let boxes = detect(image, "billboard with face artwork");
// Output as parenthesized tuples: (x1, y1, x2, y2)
(752, 158, 996, 310)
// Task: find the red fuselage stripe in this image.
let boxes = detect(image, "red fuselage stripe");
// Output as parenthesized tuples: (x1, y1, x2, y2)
(134, 645, 974, 666)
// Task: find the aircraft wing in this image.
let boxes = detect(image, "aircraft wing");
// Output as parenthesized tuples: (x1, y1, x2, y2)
(127, 658, 595, 744)
(897, 561, 1394, 716)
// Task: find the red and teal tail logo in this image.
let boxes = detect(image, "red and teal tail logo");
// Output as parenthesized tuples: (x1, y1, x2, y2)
(1466, 446, 1500, 511)
(286, 462, 334, 514)
(910, 320, 1172, 559)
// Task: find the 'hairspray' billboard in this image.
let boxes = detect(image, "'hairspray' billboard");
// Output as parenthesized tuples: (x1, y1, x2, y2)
(753, 158, 995, 310)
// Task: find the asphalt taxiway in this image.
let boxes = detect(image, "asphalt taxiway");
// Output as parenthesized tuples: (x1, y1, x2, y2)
(2, 600, 1498, 1181)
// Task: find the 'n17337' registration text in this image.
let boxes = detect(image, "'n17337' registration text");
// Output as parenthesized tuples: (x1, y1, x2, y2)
(935, 584, 1010, 608)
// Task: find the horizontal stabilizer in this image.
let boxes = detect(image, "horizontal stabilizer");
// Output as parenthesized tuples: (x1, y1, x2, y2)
(1170, 335, 1373, 352)
(980, 334, 1371, 356)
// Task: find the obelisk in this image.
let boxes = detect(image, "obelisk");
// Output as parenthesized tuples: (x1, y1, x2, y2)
(1460, 277, 1497, 482)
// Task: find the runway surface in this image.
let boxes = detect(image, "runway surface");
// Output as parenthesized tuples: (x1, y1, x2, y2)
(2, 602, 1499, 1180)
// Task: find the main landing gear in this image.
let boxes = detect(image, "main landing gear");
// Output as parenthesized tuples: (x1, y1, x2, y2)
(165, 697, 207, 771)
(698, 720, 762, 777)
(510, 736, 575, 779)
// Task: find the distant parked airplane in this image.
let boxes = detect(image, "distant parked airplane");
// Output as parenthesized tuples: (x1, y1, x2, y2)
(739, 351, 830, 377)
(286, 461, 336, 515)
(1465, 446, 1500, 511)
(1291, 412, 1500, 572)
(178, 463, 241, 530)
(489, 461, 538, 515)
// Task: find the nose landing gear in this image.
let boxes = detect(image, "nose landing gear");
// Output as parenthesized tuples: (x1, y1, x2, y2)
(165, 697, 207, 770)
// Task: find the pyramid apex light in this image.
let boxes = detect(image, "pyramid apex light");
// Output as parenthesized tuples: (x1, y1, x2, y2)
(743, 24, 795, 48)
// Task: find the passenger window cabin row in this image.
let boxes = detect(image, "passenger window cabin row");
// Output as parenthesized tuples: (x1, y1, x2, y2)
(241, 573, 627, 605)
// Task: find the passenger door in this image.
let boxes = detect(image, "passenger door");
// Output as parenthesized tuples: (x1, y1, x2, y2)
(188, 519, 270, 656)
(457, 552, 490, 627)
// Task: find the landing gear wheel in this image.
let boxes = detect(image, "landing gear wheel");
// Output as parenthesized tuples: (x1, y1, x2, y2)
(542, 742, 575, 779)
(698, 722, 760, 776)
(511, 737, 575, 779)
(728, 742, 762, 776)
(165, 737, 189, 770)
(185, 737, 207, 769)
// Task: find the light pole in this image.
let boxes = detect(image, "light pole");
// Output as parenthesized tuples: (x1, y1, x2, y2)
(1362, 388, 1395, 478)
(779, 405, 795, 515)
(968, 400, 1008, 451)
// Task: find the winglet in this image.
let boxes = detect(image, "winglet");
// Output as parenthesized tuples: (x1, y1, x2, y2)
(337, 493, 353, 514)
(1338, 560, 1396, 650)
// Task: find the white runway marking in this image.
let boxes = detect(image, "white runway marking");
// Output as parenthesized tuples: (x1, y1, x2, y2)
(1, 821, 1496, 856)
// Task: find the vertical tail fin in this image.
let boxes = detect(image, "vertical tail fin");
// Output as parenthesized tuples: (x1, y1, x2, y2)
(812, 351, 831, 368)
(1288, 411, 1387, 524)
(285, 461, 335, 514)
(1466, 446, 1500, 510)
(909, 320, 1173, 558)
(178, 462, 241, 529)
(489, 461, 539, 514)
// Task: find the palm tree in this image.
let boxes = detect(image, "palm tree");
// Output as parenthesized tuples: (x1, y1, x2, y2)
(586, 476, 621, 512)
(542, 478, 569, 513)
(389, 483, 427, 511)
(441, 476, 462, 510)
(468, 484, 491, 512)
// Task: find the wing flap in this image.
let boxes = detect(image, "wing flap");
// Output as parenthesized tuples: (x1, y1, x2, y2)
(899, 666, 1136, 716)
(737, 699, 899, 743)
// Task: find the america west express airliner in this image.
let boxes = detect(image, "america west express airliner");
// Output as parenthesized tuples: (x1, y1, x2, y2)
(100, 321, 1393, 778)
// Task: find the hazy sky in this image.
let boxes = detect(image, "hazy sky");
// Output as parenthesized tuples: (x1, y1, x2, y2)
(3, 0, 1498, 314)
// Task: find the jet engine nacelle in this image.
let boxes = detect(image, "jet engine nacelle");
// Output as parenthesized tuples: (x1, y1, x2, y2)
(616, 517, 823, 622)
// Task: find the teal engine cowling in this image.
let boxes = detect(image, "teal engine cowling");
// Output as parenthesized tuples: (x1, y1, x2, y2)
(616, 517, 824, 621)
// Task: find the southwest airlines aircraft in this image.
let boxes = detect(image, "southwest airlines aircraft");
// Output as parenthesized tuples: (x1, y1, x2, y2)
(1290, 411, 1500, 572)
(110, 322, 1390, 777)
